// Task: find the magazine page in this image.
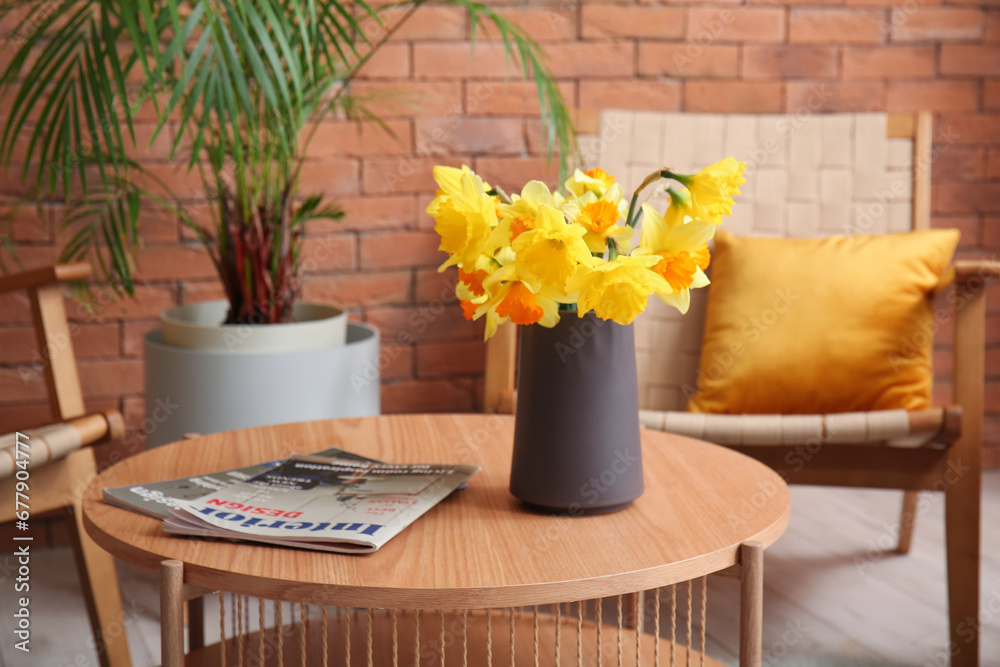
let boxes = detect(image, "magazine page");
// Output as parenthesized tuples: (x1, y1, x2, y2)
(163, 455, 480, 553)
(103, 447, 381, 519)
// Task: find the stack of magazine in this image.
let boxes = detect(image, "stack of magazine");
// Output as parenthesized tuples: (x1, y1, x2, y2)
(103, 448, 479, 554)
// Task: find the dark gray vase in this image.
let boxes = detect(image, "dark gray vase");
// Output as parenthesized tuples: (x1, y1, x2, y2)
(509, 311, 644, 514)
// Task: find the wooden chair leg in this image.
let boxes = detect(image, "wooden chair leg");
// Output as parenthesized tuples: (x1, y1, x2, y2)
(946, 272, 987, 666)
(896, 491, 920, 554)
(68, 507, 133, 667)
(740, 541, 763, 667)
(66, 453, 132, 667)
(944, 451, 981, 667)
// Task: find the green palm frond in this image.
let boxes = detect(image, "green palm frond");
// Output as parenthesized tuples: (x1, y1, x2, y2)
(0, 0, 577, 311)
(449, 0, 576, 165)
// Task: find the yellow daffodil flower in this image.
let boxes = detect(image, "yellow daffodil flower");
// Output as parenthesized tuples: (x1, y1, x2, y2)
(458, 267, 489, 299)
(673, 157, 746, 225)
(461, 296, 507, 339)
(651, 187, 694, 229)
(494, 180, 555, 245)
(457, 252, 502, 301)
(567, 255, 670, 326)
(429, 172, 498, 270)
(634, 202, 715, 314)
(481, 308, 506, 340)
(560, 184, 633, 254)
(511, 205, 591, 290)
(427, 160, 743, 339)
(495, 281, 556, 326)
(427, 165, 486, 222)
(477, 263, 569, 332)
(431, 165, 489, 198)
(564, 167, 616, 198)
(460, 298, 478, 320)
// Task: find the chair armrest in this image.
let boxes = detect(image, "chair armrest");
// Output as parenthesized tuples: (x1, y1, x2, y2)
(955, 259, 1000, 285)
(935, 259, 1000, 294)
(73, 410, 126, 447)
(0, 410, 124, 479)
(0, 262, 91, 294)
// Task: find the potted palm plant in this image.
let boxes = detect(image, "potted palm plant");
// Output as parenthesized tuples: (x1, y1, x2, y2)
(0, 0, 575, 445)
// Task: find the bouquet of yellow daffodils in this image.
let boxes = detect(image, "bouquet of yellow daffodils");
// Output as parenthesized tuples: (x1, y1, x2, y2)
(427, 160, 746, 340)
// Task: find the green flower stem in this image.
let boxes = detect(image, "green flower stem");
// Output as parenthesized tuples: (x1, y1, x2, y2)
(666, 186, 690, 209)
(625, 168, 675, 228)
(625, 191, 641, 229)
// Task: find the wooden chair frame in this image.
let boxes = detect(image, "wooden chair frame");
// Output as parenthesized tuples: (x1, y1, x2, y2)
(483, 111, 1000, 667)
(0, 263, 132, 667)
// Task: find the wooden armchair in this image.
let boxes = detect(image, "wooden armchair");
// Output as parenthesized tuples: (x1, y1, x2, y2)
(0, 263, 131, 667)
(484, 111, 998, 666)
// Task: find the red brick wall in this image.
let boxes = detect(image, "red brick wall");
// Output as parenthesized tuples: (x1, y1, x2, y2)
(1, 0, 998, 465)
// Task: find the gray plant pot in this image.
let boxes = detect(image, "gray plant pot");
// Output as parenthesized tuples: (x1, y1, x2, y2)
(509, 312, 644, 514)
(143, 323, 381, 448)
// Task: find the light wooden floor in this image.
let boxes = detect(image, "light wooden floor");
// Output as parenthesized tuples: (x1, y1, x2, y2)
(2, 472, 999, 666)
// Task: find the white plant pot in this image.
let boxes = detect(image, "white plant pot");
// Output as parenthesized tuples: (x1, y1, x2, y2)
(144, 322, 381, 448)
(160, 300, 348, 353)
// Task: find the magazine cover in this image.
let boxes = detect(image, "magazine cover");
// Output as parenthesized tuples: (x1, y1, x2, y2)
(103, 447, 380, 519)
(163, 455, 480, 553)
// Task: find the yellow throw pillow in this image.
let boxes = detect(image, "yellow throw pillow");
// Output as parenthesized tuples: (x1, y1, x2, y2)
(687, 229, 960, 415)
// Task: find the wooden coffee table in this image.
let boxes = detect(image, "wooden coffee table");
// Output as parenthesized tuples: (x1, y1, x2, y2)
(83, 414, 789, 666)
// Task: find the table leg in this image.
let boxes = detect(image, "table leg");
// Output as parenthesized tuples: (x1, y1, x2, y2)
(160, 560, 185, 667)
(188, 596, 205, 651)
(739, 541, 764, 667)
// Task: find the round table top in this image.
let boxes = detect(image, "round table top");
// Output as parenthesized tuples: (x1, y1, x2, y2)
(83, 414, 789, 608)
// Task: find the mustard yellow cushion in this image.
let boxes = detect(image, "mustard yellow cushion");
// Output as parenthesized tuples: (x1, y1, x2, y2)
(687, 229, 960, 415)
